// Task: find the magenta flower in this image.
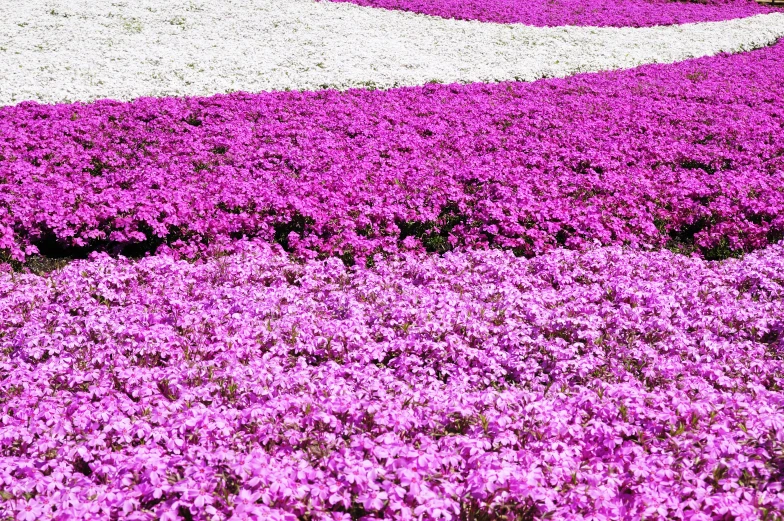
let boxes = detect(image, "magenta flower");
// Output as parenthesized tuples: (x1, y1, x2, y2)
(1, 42, 783, 263)
(325, 0, 771, 27)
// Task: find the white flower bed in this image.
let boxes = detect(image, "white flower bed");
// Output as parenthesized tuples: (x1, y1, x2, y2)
(1, 0, 783, 105)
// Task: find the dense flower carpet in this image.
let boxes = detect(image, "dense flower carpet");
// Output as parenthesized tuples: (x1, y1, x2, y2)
(1, 1, 783, 520)
(327, 0, 771, 27)
(2, 43, 784, 263)
(3, 0, 784, 104)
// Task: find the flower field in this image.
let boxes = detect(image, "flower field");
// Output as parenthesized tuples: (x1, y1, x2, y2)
(2, 42, 784, 265)
(327, 0, 771, 27)
(3, 0, 784, 104)
(1, 1, 783, 520)
(2, 243, 784, 520)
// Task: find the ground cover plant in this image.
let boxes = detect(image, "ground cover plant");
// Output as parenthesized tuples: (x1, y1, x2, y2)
(2, 2, 784, 520)
(4, 0, 784, 106)
(1, 242, 783, 520)
(326, 0, 771, 27)
(2, 41, 784, 265)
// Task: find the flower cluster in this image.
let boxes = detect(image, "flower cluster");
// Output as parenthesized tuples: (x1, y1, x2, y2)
(2, 41, 784, 263)
(0, 242, 782, 520)
(327, 0, 770, 27)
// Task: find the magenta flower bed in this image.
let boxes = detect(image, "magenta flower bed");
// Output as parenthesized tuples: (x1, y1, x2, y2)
(324, 0, 769, 28)
(1, 243, 783, 520)
(2, 43, 784, 264)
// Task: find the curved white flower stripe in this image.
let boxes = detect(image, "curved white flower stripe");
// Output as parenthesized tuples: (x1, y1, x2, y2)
(1, 0, 784, 105)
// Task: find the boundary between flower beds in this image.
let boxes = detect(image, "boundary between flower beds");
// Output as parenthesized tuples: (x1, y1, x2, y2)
(2, 0, 784, 105)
